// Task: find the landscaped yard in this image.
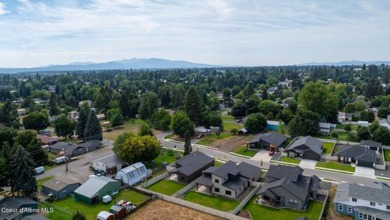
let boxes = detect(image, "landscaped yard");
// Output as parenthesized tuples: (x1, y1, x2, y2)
(197, 133, 231, 145)
(281, 156, 301, 164)
(244, 196, 324, 220)
(223, 122, 243, 132)
(316, 161, 355, 172)
(154, 149, 178, 165)
(322, 142, 334, 154)
(147, 179, 185, 196)
(234, 145, 257, 157)
(102, 119, 144, 140)
(183, 191, 239, 212)
(337, 132, 349, 141)
(40, 189, 150, 220)
(384, 149, 390, 162)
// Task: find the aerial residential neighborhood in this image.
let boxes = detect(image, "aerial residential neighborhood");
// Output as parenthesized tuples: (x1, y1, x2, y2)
(1, 1, 390, 220)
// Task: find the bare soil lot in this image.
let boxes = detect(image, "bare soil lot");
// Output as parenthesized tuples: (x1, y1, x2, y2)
(208, 135, 253, 152)
(125, 199, 224, 220)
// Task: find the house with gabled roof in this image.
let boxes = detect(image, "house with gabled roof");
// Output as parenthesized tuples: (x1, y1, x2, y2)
(334, 182, 390, 220)
(195, 161, 261, 199)
(360, 140, 382, 152)
(247, 132, 288, 152)
(169, 151, 214, 184)
(336, 145, 378, 168)
(284, 136, 323, 161)
(257, 164, 321, 210)
(0, 197, 38, 220)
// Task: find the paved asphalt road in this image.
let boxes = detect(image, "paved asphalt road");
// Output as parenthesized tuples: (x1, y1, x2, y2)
(38, 133, 386, 186)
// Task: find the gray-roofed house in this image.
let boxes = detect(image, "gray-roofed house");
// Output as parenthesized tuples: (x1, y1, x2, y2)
(0, 197, 38, 220)
(334, 182, 390, 220)
(284, 136, 323, 161)
(22, 214, 49, 220)
(74, 140, 101, 155)
(169, 151, 214, 184)
(257, 164, 321, 210)
(41, 176, 81, 199)
(360, 140, 382, 152)
(74, 176, 121, 205)
(247, 132, 288, 152)
(195, 161, 261, 199)
(336, 145, 378, 168)
(91, 154, 124, 175)
(47, 140, 101, 157)
(195, 126, 211, 136)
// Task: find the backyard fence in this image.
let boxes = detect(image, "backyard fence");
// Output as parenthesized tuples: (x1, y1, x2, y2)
(171, 181, 196, 198)
(142, 172, 169, 188)
(318, 190, 329, 220)
(232, 183, 262, 215)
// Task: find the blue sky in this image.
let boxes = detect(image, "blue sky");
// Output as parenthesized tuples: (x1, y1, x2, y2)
(0, 0, 389, 67)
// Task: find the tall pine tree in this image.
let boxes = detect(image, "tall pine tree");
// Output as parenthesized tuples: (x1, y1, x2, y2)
(10, 146, 37, 196)
(84, 110, 102, 141)
(49, 93, 60, 116)
(76, 105, 90, 140)
(184, 86, 204, 125)
(184, 131, 192, 155)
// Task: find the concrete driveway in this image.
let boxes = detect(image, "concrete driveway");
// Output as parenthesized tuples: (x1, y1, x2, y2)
(299, 159, 317, 169)
(354, 166, 376, 178)
(251, 150, 272, 163)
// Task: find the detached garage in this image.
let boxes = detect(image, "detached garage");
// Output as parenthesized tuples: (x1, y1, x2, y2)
(42, 176, 80, 199)
(74, 176, 121, 205)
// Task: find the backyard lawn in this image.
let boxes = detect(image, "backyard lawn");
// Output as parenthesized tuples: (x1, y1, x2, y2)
(384, 149, 390, 162)
(281, 156, 301, 164)
(154, 149, 178, 165)
(40, 189, 150, 220)
(197, 133, 231, 145)
(183, 191, 239, 212)
(316, 161, 355, 172)
(322, 142, 334, 154)
(102, 119, 143, 140)
(244, 196, 324, 220)
(337, 132, 349, 141)
(147, 179, 185, 196)
(234, 145, 257, 157)
(223, 122, 244, 132)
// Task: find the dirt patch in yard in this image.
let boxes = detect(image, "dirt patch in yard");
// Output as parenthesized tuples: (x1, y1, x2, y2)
(126, 199, 224, 220)
(208, 135, 254, 152)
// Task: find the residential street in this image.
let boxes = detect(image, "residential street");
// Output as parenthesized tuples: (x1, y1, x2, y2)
(38, 133, 387, 187)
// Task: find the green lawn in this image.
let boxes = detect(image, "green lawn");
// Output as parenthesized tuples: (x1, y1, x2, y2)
(316, 161, 355, 172)
(322, 142, 334, 154)
(37, 176, 54, 191)
(221, 114, 234, 121)
(215, 160, 224, 167)
(164, 134, 173, 139)
(103, 118, 144, 140)
(154, 149, 178, 165)
(183, 191, 239, 212)
(147, 179, 185, 196)
(40, 189, 149, 220)
(313, 134, 331, 139)
(281, 156, 301, 164)
(234, 145, 257, 157)
(197, 133, 231, 145)
(337, 132, 349, 141)
(223, 122, 244, 132)
(384, 149, 390, 162)
(245, 196, 324, 220)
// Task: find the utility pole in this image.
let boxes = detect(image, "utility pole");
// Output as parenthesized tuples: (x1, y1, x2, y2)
(63, 147, 68, 172)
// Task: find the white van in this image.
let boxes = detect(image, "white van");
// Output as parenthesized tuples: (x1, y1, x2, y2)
(34, 166, 45, 175)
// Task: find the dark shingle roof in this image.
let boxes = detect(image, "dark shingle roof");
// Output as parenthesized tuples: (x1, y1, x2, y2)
(336, 145, 377, 163)
(258, 132, 288, 147)
(0, 197, 37, 219)
(223, 176, 248, 191)
(286, 136, 323, 155)
(238, 162, 261, 180)
(49, 142, 78, 156)
(78, 140, 100, 148)
(334, 182, 390, 205)
(175, 151, 214, 176)
(266, 164, 303, 182)
(212, 161, 238, 178)
(258, 177, 309, 201)
(22, 214, 50, 220)
(360, 140, 382, 149)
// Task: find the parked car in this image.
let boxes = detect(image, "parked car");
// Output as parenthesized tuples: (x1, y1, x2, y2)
(34, 166, 45, 175)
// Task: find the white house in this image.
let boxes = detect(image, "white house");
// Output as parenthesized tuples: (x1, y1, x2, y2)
(115, 162, 152, 186)
(17, 108, 26, 116)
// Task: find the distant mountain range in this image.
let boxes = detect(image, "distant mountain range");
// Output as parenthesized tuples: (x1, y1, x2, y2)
(301, 60, 390, 66)
(1, 58, 389, 74)
(0, 58, 216, 73)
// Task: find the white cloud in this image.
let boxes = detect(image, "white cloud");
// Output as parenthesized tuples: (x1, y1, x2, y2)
(0, 2, 9, 15)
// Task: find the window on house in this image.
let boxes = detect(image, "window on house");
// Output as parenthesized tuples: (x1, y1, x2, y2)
(363, 214, 367, 219)
(387, 205, 390, 210)
(359, 213, 363, 219)
(215, 188, 220, 193)
(338, 204, 343, 211)
(215, 179, 219, 184)
(225, 190, 231, 196)
(352, 198, 357, 202)
(370, 201, 375, 206)
(347, 206, 352, 213)
(368, 215, 372, 220)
